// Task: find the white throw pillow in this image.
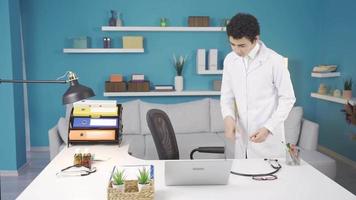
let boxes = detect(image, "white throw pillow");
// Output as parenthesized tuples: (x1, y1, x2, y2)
(57, 117, 69, 144)
(210, 98, 224, 132)
(140, 98, 210, 134)
(121, 100, 141, 134)
(284, 107, 303, 145)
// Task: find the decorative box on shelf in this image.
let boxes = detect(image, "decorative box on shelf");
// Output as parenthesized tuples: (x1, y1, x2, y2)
(105, 81, 127, 92)
(188, 16, 210, 27)
(108, 165, 154, 200)
(68, 100, 123, 146)
(127, 81, 150, 92)
(72, 36, 91, 48)
(123, 36, 144, 49)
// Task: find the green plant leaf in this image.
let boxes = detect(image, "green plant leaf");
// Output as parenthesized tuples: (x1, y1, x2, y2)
(137, 167, 150, 184)
(113, 169, 126, 185)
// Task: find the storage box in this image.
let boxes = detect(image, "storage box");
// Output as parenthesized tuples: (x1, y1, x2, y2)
(188, 16, 210, 27)
(106, 81, 127, 92)
(73, 36, 91, 48)
(110, 74, 123, 82)
(127, 81, 150, 92)
(123, 36, 143, 49)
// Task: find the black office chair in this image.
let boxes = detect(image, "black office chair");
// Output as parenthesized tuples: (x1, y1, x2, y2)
(146, 109, 225, 160)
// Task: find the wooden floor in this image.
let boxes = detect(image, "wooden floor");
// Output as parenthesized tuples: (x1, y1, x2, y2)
(0, 150, 355, 199)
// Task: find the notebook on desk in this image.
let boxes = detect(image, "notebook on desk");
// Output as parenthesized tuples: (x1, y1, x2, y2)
(165, 159, 233, 186)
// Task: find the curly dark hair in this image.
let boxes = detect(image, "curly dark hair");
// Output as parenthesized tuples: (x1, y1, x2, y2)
(226, 13, 260, 42)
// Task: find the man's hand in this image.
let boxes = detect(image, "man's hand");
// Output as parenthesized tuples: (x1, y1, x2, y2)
(224, 116, 236, 142)
(250, 127, 270, 143)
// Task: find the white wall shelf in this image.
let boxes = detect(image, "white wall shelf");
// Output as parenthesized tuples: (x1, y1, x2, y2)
(63, 48, 144, 53)
(101, 26, 226, 32)
(104, 90, 220, 97)
(311, 72, 341, 78)
(310, 92, 355, 105)
(197, 69, 223, 75)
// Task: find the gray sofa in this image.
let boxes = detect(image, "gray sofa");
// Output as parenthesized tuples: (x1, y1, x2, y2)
(48, 98, 336, 179)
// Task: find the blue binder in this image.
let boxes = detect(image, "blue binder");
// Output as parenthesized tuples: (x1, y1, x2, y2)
(73, 118, 119, 128)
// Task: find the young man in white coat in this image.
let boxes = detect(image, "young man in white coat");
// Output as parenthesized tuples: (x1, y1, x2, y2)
(221, 13, 296, 159)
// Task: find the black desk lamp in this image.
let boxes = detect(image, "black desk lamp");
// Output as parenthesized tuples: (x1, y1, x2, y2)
(0, 71, 95, 104)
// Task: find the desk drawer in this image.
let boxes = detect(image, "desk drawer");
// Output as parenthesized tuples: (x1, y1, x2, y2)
(69, 130, 116, 141)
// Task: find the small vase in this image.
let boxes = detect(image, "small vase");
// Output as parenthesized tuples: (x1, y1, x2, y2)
(112, 184, 124, 191)
(109, 10, 118, 26)
(343, 90, 352, 100)
(138, 183, 150, 192)
(174, 76, 183, 91)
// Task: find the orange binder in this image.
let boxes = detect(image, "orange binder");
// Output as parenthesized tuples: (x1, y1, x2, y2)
(69, 130, 116, 141)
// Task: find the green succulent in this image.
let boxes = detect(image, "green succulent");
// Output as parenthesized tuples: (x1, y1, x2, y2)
(137, 167, 150, 184)
(112, 169, 126, 185)
(344, 78, 353, 90)
(172, 54, 187, 76)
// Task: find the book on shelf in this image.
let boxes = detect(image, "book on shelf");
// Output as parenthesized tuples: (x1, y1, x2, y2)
(154, 85, 174, 91)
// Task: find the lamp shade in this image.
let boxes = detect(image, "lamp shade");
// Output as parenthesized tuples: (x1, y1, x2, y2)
(62, 79, 95, 105)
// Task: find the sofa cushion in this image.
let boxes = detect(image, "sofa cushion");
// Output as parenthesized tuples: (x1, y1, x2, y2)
(299, 149, 336, 179)
(140, 99, 210, 135)
(210, 98, 224, 132)
(144, 133, 226, 160)
(284, 107, 303, 145)
(121, 100, 141, 134)
(57, 117, 69, 144)
(122, 134, 145, 159)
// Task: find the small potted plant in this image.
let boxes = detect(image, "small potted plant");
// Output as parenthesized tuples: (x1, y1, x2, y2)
(172, 54, 187, 92)
(343, 78, 353, 100)
(137, 167, 150, 191)
(112, 169, 126, 190)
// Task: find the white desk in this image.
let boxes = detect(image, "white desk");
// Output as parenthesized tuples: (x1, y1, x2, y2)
(18, 144, 355, 200)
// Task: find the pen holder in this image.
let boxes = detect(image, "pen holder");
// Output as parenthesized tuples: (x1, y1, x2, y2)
(285, 148, 300, 166)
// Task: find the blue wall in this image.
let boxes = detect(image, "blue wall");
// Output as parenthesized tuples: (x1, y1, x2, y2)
(20, 0, 319, 148)
(0, 0, 27, 170)
(314, 0, 356, 161)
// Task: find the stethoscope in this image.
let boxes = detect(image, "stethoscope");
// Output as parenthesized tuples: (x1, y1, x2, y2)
(56, 165, 97, 177)
(230, 158, 282, 180)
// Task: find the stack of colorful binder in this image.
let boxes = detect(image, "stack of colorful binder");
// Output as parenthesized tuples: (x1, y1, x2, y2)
(68, 100, 122, 146)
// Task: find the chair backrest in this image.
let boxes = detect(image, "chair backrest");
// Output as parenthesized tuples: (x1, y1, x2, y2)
(146, 109, 179, 160)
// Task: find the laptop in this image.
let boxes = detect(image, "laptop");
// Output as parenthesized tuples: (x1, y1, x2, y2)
(165, 159, 233, 186)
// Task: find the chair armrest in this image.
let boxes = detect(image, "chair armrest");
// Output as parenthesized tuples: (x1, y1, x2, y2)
(190, 146, 225, 159)
(298, 119, 319, 150)
(48, 125, 64, 160)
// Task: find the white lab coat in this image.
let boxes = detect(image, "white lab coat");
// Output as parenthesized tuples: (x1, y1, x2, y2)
(220, 41, 296, 159)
